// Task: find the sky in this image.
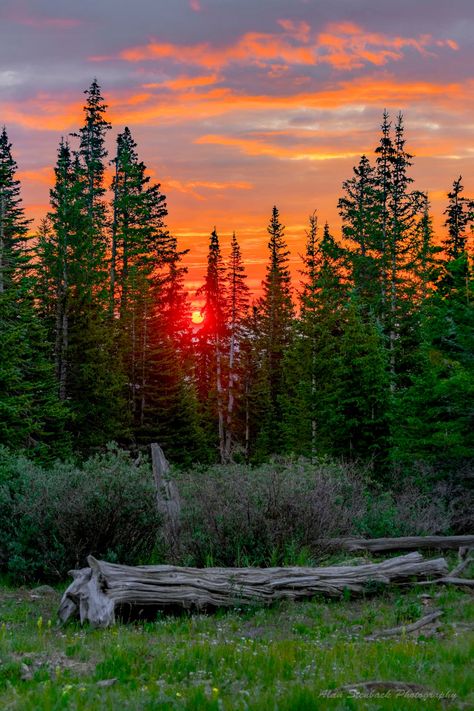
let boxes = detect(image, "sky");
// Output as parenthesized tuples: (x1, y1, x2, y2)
(1, 0, 473, 299)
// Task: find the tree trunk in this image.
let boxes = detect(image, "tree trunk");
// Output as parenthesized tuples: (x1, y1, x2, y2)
(224, 327, 236, 463)
(109, 157, 119, 315)
(216, 336, 225, 463)
(320, 535, 474, 553)
(59, 552, 449, 627)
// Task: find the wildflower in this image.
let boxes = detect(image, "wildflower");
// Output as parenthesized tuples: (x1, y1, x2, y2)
(37, 616, 43, 632)
(212, 687, 219, 694)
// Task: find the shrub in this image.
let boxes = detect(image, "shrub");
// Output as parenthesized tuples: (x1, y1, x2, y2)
(0, 447, 462, 583)
(0, 445, 161, 581)
(172, 457, 367, 566)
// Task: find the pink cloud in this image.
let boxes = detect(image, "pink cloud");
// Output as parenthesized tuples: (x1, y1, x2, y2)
(189, 0, 202, 11)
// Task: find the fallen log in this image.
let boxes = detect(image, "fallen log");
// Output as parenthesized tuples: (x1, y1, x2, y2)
(366, 609, 443, 640)
(58, 552, 448, 628)
(320, 535, 474, 553)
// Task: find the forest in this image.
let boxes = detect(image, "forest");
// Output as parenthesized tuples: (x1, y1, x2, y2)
(1, 80, 472, 473)
(1, 77, 473, 710)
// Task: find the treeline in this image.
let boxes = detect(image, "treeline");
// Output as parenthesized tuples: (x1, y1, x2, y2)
(0, 81, 473, 476)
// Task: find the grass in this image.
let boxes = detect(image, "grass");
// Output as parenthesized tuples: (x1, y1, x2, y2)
(0, 565, 473, 710)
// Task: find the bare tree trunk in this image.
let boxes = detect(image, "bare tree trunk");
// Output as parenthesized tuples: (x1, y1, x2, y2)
(244, 378, 250, 462)
(151, 443, 180, 558)
(140, 299, 148, 427)
(216, 336, 226, 463)
(224, 327, 236, 462)
(109, 158, 119, 315)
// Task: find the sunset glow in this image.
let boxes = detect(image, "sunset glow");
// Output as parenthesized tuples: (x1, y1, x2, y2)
(191, 310, 204, 325)
(0, 0, 472, 294)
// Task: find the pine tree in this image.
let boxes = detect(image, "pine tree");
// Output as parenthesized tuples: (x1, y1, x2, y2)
(74, 79, 111, 296)
(282, 215, 343, 458)
(35, 85, 127, 450)
(338, 155, 381, 311)
(0, 127, 30, 292)
(110, 126, 168, 318)
(0, 128, 68, 459)
(224, 232, 249, 461)
(441, 176, 472, 299)
(195, 228, 228, 461)
(254, 206, 294, 455)
(392, 180, 474, 471)
(36, 139, 88, 401)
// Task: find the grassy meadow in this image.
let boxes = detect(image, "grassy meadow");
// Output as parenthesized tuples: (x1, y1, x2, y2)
(0, 561, 472, 711)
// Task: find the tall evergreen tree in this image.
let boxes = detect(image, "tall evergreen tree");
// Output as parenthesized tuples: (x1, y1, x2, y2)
(74, 79, 111, 295)
(440, 176, 472, 299)
(0, 128, 68, 459)
(223, 232, 250, 461)
(35, 85, 126, 450)
(253, 206, 294, 456)
(338, 155, 381, 311)
(196, 229, 228, 461)
(0, 127, 30, 292)
(392, 180, 474, 471)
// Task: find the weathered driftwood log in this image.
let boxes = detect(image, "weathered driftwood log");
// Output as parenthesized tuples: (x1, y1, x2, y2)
(320, 535, 474, 553)
(58, 552, 448, 628)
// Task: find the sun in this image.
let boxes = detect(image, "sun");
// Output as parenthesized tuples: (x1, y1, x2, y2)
(191, 310, 204, 325)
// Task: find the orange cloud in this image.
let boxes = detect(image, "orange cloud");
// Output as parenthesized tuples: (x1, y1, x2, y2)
(5, 74, 471, 136)
(115, 22, 457, 72)
(7, 13, 82, 29)
(119, 32, 316, 68)
(195, 134, 361, 161)
(143, 74, 219, 91)
(277, 19, 311, 42)
(107, 76, 471, 128)
(166, 178, 253, 200)
(316, 22, 458, 70)
(3, 96, 84, 131)
(17, 167, 54, 186)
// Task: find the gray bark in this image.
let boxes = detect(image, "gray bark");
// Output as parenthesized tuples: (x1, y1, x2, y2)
(59, 552, 448, 628)
(320, 535, 474, 553)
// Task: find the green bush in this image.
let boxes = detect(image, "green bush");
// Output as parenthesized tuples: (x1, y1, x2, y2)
(0, 447, 460, 583)
(0, 445, 161, 581)
(174, 457, 367, 566)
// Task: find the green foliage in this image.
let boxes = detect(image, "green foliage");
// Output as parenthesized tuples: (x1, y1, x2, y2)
(0, 446, 161, 581)
(172, 458, 452, 567)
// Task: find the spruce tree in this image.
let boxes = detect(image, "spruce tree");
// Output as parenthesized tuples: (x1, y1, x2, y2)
(224, 232, 249, 461)
(35, 84, 126, 450)
(74, 79, 111, 295)
(0, 127, 30, 292)
(392, 180, 474, 471)
(254, 206, 294, 455)
(338, 155, 381, 312)
(282, 215, 344, 458)
(0, 128, 68, 459)
(441, 176, 472, 299)
(195, 228, 228, 461)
